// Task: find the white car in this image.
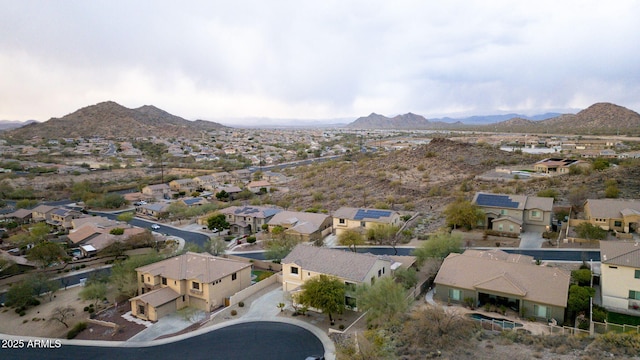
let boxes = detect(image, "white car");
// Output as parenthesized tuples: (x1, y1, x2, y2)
(151, 224, 160, 230)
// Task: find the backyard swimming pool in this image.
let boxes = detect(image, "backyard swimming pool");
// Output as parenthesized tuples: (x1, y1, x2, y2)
(468, 313, 524, 329)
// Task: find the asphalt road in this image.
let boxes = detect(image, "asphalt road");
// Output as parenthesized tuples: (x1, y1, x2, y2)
(238, 247, 601, 262)
(95, 212, 210, 247)
(0, 321, 325, 360)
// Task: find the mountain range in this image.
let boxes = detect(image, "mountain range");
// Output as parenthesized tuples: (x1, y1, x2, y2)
(3, 101, 227, 140)
(347, 103, 640, 135)
(2, 101, 639, 139)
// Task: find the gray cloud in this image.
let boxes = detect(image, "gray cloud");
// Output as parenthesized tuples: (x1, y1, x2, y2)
(1, 0, 639, 123)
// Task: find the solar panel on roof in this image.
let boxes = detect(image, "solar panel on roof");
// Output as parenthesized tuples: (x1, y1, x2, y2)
(476, 194, 520, 209)
(354, 209, 392, 220)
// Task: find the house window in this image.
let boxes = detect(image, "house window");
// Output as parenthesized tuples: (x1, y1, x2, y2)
(232, 273, 237, 281)
(147, 276, 151, 282)
(138, 305, 145, 315)
(629, 290, 640, 300)
(140, 274, 144, 283)
(339, 219, 345, 224)
(533, 304, 548, 318)
(500, 209, 508, 215)
(531, 210, 541, 219)
(636, 270, 640, 279)
(291, 266, 299, 275)
(614, 221, 622, 227)
(609, 266, 618, 269)
(192, 281, 200, 290)
(378, 269, 382, 277)
(509, 225, 514, 232)
(361, 221, 366, 227)
(161, 277, 167, 285)
(498, 224, 503, 231)
(449, 289, 462, 301)
(345, 282, 356, 292)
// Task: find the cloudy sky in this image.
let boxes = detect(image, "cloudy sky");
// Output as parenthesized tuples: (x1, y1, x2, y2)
(1, 1, 639, 125)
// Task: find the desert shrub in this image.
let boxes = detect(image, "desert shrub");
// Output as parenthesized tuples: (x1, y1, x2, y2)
(594, 332, 640, 356)
(246, 236, 256, 244)
(230, 310, 237, 316)
(238, 301, 245, 307)
(67, 322, 87, 339)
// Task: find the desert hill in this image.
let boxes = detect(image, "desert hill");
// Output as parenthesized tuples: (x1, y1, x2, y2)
(347, 112, 455, 130)
(3, 101, 227, 140)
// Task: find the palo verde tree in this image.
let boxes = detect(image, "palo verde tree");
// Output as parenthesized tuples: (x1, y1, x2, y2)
(356, 276, 412, 328)
(297, 274, 345, 325)
(412, 231, 462, 267)
(338, 228, 366, 252)
(443, 198, 483, 230)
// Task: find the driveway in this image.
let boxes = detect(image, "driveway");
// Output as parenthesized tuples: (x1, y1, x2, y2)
(519, 232, 545, 249)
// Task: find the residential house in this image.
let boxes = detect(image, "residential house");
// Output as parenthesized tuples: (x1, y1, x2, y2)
(31, 205, 56, 223)
(246, 180, 272, 193)
(211, 171, 234, 184)
(129, 252, 252, 321)
(281, 244, 394, 310)
(230, 169, 251, 182)
(583, 199, 640, 234)
(434, 249, 570, 323)
(215, 185, 243, 200)
(179, 197, 208, 207)
(473, 192, 553, 234)
(600, 241, 640, 314)
(193, 175, 218, 191)
(141, 184, 170, 199)
(169, 179, 197, 194)
(136, 203, 169, 219)
(2, 208, 33, 224)
(332, 207, 401, 237)
(48, 208, 84, 228)
(68, 220, 146, 252)
(533, 158, 587, 174)
(218, 206, 282, 235)
(267, 211, 333, 242)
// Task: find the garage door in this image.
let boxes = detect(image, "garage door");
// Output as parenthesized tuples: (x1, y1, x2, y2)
(189, 296, 208, 311)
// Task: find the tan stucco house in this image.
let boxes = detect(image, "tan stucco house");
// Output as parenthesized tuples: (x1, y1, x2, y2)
(332, 207, 401, 238)
(169, 178, 196, 193)
(434, 249, 570, 323)
(584, 199, 640, 234)
(218, 206, 282, 235)
(281, 244, 394, 310)
(267, 211, 333, 242)
(599, 241, 640, 314)
(130, 252, 252, 321)
(473, 192, 553, 234)
(141, 184, 170, 198)
(533, 158, 586, 174)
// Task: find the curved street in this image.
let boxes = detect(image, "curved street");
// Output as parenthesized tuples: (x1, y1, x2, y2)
(0, 321, 325, 360)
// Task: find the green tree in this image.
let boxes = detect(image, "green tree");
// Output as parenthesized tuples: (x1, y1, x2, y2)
(366, 224, 405, 254)
(5, 280, 37, 308)
(605, 184, 619, 198)
(356, 276, 412, 327)
(338, 228, 365, 252)
(16, 199, 38, 209)
(575, 222, 607, 240)
(26, 241, 66, 268)
(207, 214, 230, 232)
(264, 236, 300, 261)
(567, 284, 595, 318)
(443, 199, 483, 230)
(116, 212, 135, 223)
(109, 228, 124, 235)
(29, 222, 52, 244)
(26, 273, 60, 302)
(297, 274, 345, 324)
(205, 237, 227, 256)
(571, 269, 592, 287)
(412, 231, 462, 266)
(110, 253, 164, 298)
(215, 190, 230, 201)
(394, 267, 418, 289)
(592, 158, 609, 171)
(79, 282, 107, 307)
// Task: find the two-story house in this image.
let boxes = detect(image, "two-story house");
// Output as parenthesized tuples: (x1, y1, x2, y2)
(141, 184, 170, 199)
(193, 175, 218, 191)
(332, 207, 401, 238)
(267, 211, 333, 243)
(584, 199, 640, 234)
(473, 192, 553, 234)
(48, 208, 83, 228)
(31, 204, 56, 223)
(218, 206, 282, 235)
(130, 252, 252, 321)
(169, 179, 197, 194)
(281, 244, 394, 310)
(600, 241, 640, 314)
